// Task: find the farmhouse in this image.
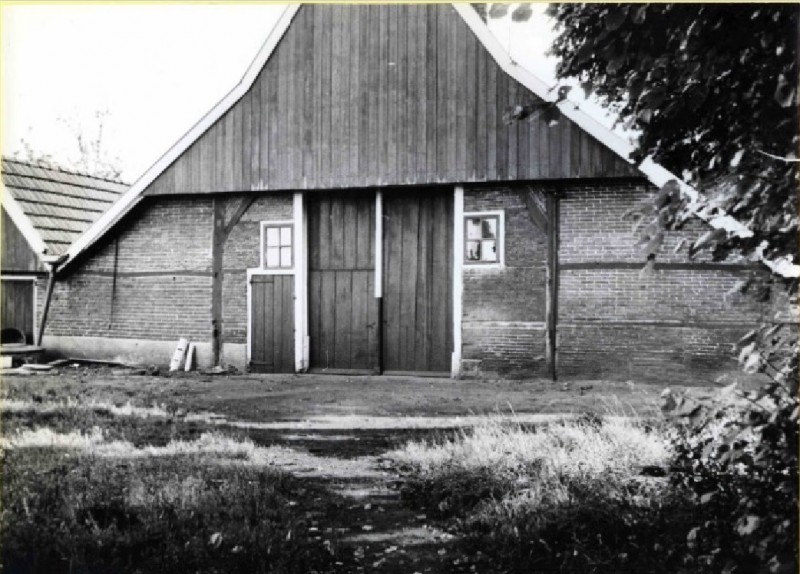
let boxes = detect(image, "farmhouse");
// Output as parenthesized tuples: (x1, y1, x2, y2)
(34, 4, 764, 379)
(0, 158, 127, 347)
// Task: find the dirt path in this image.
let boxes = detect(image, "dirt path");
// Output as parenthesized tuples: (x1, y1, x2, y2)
(242, 425, 474, 573)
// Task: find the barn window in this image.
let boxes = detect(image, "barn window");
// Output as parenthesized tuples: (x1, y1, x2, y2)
(261, 222, 294, 269)
(464, 212, 503, 266)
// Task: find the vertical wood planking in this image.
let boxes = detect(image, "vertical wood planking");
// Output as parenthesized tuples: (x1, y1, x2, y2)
(486, 40, 497, 180)
(455, 12, 468, 179)
(302, 8, 314, 186)
(415, 196, 431, 367)
(250, 275, 294, 373)
(446, 9, 457, 179)
(425, 4, 437, 180)
(383, 189, 452, 373)
(272, 274, 283, 369)
(387, 5, 398, 182)
(414, 6, 427, 179)
(146, 4, 638, 197)
(475, 46, 487, 179)
(348, 5, 361, 182)
(396, 4, 407, 182)
(308, 192, 376, 371)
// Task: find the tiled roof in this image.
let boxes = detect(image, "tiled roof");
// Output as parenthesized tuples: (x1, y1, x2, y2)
(1, 157, 128, 255)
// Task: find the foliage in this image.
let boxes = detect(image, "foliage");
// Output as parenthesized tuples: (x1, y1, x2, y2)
(536, 5, 799, 571)
(489, 5, 800, 570)
(0, 450, 338, 574)
(544, 4, 798, 270)
(661, 326, 798, 573)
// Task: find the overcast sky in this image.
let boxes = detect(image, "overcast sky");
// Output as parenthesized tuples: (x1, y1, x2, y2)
(1, 3, 601, 183)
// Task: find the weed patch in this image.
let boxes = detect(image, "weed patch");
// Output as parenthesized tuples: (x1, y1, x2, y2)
(1, 448, 341, 573)
(388, 415, 696, 573)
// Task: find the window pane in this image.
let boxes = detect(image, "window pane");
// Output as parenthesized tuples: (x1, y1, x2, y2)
(466, 218, 482, 240)
(265, 246, 280, 268)
(280, 226, 292, 246)
(280, 246, 292, 267)
(481, 239, 497, 262)
(266, 227, 280, 247)
(466, 240, 481, 261)
(482, 217, 497, 239)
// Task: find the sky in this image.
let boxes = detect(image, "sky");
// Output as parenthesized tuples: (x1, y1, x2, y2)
(0, 3, 618, 183)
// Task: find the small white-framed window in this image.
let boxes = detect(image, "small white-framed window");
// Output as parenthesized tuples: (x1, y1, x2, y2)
(261, 221, 294, 269)
(463, 211, 504, 267)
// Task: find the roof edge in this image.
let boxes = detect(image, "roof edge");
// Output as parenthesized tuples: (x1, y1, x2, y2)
(2, 156, 129, 186)
(62, 4, 301, 269)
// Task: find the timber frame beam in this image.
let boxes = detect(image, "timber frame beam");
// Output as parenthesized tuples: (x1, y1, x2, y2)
(211, 195, 256, 365)
(544, 189, 560, 381)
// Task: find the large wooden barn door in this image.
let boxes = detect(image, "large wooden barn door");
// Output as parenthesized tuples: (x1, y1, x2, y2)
(249, 274, 295, 373)
(382, 190, 453, 375)
(0, 279, 35, 344)
(308, 192, 378, 373)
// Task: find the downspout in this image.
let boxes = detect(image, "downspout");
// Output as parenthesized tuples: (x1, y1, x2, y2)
(36, 254, 67, 347)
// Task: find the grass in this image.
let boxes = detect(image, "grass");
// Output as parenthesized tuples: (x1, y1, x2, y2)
(387, 413, 699, 573)
(0, 394, 346, 574)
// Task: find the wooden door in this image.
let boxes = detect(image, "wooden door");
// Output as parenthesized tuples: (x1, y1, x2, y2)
(1, 279, 35, 344)
(308, 192, 378, 372)
(383, 190, 453, 374)
(249, 274, 295, 373)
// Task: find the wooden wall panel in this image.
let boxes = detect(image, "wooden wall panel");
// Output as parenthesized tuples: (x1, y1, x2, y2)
(1, 208, 41, 273)
(146, 4, 637, 197)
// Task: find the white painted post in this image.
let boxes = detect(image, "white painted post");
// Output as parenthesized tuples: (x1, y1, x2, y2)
(293, 192, 308, 372)
(452, 186, 464, 378)
(375, 191, 383, 299)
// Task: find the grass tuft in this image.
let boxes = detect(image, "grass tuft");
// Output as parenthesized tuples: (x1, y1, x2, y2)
(387, 414, 693, 573)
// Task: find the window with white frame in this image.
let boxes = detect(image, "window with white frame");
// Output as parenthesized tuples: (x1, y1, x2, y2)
(464, 212, 503, 265)
(261, 222, 294, 269)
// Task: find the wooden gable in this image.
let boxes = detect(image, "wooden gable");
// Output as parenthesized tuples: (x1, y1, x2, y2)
(1, 207, 42, 273)
(147, 3, 636, 196)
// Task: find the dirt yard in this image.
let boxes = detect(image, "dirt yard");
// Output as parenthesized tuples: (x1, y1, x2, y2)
(0, 367, 714, 573)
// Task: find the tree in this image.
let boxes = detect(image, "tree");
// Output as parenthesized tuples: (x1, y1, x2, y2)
(494, 5, 799, 571)
(12, 108, 123, 181)
(544, 4, 798, 274)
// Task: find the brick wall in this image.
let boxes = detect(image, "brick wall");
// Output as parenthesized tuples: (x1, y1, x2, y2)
(462, 186, 547, 377)
(45, 197, 214, 343)
(558, 181, 765, 381)
(460, 181, 766, 381)
(43, 193, 294, 364)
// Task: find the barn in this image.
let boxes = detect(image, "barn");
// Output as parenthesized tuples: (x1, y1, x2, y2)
(0, 158, 127, 347)
(37, 4, 765, 380)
